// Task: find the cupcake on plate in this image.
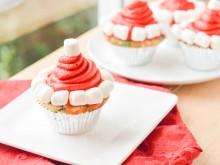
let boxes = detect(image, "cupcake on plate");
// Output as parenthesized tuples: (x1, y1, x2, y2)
(151, 0, 205, 44)
(171, 0, 220, 71)
(31, 38, 114, 134)
(102, 0, 164, 66)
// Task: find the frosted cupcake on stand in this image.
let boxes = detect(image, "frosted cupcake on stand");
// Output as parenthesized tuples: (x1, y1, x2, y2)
(151, 0, 205, 44)
(102, 0, 164, 66)
(31, 38, 114, 134)
(172, 0, 220, 71)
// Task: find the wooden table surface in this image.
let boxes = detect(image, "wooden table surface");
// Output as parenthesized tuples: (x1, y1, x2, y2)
(10, 27, 220, 165)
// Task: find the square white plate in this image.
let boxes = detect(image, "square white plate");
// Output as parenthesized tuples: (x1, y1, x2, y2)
(0, 82, 177, 165)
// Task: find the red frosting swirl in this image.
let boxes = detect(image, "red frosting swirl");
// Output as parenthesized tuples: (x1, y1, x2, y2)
(187, 9, 220, 36)
(46, 54, 102, 91)
(112, 1, 156, 40)
(160, 0, 195, 12)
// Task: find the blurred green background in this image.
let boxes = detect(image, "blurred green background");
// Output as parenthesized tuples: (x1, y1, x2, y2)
(0, 5, 97, 79)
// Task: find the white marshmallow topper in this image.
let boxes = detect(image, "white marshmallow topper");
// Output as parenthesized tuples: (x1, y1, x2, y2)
(64, 38, 80, 56)
(32, 38, 114, 106)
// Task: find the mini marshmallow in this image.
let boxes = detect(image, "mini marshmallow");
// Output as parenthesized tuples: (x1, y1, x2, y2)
(34, 84, 54, 103)
(31, 77, 45, 92)
(195, 1, 206, 10)
(186, 10, 195, 19)
(99, 80, 114, 98)
(113, 25, 129, 40)
(171, 25, 183, 39)
(102, 22, 115, 36)
(85, 87, 103, 105)
(173, 10, 188, 24)
(211, 35, 220, 50)
(145, 24, 160, 39)
(208, 0, 220, 10)
(64, 38, 80, 57)
(100, 69, 114, 81)
(149, 1, 160, 13)
(179, 18, 194, 28)
(181, 29, 196, 45)
(69, 90, 87, 106)
(157, 23, 168, 34)
(194, 32, 211, 48)
(38, 65, 55, 79)
(187, 9, 201, 21)
(131, 27, 146, 42)
(153, 10, 173, 25)
(51, 90, 69, 106)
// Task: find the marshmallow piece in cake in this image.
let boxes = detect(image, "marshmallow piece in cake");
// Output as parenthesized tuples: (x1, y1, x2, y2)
(173, 10, 188, 24)
(181, 29, 196, 45)
(211, 35, 220, 50)
(51, 90, 69, 106)
(100, 69, 114, 81)
(31, 77, 45, 92)
(34, 84, 54, 103)
(208, 0, 220, 10)
(102, 22, 115, 36)
(145, 24, 160, 39)
(69, 90, 87, 106)
(113, 25, 129, 40)
(131, 27, 146, 42)
(99, 80, 114, 98)
(194, 32, 211, 48)
(86, 87, 103, 104)
(64, 38, 80, 56)
(171, 25, 183, 39)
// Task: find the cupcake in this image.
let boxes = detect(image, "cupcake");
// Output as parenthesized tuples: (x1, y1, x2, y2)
(102, 0, 164, 66)
(151, 0, 205, 44)
(31, 38, 114, 134)
(172, 0, 220, 71)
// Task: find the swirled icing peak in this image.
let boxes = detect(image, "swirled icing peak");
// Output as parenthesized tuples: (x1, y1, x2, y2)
(187, 9, 220, 36)
(112, 1, 156, 28)
(160, 0, 195, 12)
(46, 39, 102, 91)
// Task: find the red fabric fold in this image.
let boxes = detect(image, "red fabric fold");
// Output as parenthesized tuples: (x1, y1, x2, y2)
(0, 80, 31, 109)
(0, 78, 202, 165)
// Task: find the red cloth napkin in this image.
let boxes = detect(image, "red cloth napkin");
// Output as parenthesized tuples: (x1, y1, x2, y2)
(0, 78, 202, 165)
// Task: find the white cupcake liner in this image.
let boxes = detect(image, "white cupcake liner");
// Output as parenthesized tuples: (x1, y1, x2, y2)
(110, 44, 157, 66)
(180, 42, 220, 71)
(43, 107, 102, 135)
